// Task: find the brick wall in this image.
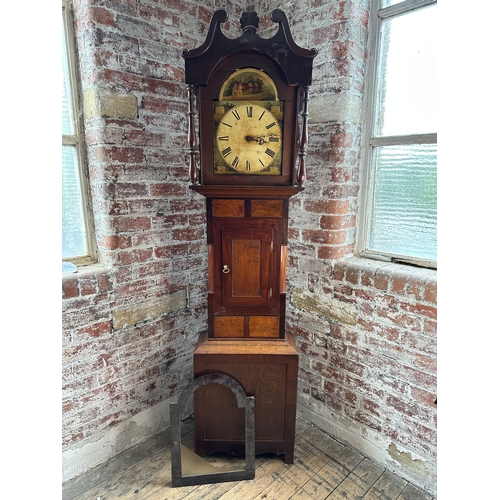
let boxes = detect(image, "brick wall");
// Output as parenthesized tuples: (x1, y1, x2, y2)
(62, 0, 437, 494)
(288, 259, 437, 492)
(283, 0, 437, 494)
(62, 0, 209, 480)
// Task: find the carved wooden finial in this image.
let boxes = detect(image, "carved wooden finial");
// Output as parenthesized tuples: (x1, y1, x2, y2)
(240, 8, 259, 33)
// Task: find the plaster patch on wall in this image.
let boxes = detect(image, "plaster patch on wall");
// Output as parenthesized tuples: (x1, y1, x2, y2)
(291, 289, 357, 325)
(113, 290, 187, 330)
(84, 87, 138, 119)
(388, 443, 435, 485)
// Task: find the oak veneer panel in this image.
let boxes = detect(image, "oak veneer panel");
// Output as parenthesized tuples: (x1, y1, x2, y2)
(232, 239, 261, 297)
(213, 316, 245, 337)
(212, 199, 245, 217)
(251, 199, 283, 218)
(249, 316, 280, 337)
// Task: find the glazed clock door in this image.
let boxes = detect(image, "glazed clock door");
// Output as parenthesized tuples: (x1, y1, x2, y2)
(211, 218, 282, 338)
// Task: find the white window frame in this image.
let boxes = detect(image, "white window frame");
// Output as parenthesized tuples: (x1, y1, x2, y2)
(62, 0, 96, 266)
(357, 0, 437, 269)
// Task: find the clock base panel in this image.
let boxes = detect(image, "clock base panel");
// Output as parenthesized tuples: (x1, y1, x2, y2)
(193, 331, 299, 464)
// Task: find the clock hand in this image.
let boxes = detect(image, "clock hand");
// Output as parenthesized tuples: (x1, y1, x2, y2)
(245, 135, 265, 144)
(245, 135, 279, 145)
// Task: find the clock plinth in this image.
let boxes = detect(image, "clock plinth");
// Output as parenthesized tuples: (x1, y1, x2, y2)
(182, 8, 316, 466)
(193, 331, 298, 463)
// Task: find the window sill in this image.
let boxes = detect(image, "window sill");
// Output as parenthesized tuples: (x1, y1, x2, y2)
(62, 263, 112, 299)
(334, 255, 436, 302)
(359, 251, 436, 270)
(62, 254, 97, 269)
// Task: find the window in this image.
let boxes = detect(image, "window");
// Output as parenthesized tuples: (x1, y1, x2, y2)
(358, 0, 437, 268)
(62, 1, 95, 266)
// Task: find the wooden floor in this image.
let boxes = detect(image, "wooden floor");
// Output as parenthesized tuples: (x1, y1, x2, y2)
(62, 418, 434, 500)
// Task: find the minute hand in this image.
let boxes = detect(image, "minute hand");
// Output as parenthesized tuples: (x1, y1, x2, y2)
(245, 135, 279, 145)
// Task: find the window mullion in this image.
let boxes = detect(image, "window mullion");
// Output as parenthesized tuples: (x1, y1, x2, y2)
(370, 133, 437, 147)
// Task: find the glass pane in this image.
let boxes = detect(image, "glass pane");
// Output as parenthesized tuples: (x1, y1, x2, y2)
(367, 144, 437, 262)
(62, 13, 74, 135)
(380, 0, 401, 7)
(381, 0, 437, 7)
(375, 4, 437, 136)
(62, 145, 88, 258)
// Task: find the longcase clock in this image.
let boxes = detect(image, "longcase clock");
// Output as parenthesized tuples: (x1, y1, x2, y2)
(182, 8, 317, 464)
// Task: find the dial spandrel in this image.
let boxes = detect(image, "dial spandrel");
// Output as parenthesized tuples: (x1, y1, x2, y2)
(214, 103, 283, 174)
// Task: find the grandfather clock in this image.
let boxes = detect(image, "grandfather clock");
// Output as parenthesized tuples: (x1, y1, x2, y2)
(182, 8, 316, 464)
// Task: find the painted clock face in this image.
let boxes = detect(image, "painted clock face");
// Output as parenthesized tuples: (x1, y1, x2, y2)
(215, 103, 282, 174)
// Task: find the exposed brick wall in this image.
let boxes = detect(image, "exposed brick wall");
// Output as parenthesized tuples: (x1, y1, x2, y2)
(288, 259, 437, 490)
(62, 264, 199, 447)
(282, 0, 437, 494)
(62, 0, 437, 494)
(62, 0, 209, 475)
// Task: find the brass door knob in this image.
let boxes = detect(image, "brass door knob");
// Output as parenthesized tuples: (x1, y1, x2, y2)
(223, 265, 230, 274)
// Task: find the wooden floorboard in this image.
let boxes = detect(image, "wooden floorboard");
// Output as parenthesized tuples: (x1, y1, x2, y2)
(62, 418, 435, 500)
(326, 458, 384, 500)
(364, 469, 407, 500)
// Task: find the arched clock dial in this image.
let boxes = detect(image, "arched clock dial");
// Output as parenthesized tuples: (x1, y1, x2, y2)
(215, 104, 282, 173)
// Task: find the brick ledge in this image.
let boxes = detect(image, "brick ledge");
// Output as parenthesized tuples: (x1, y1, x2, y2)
(334, 256, 436, 302)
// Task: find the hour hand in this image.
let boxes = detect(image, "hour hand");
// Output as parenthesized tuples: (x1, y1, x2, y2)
(245, 135, 279, 145)
(245, 135, 265, 145)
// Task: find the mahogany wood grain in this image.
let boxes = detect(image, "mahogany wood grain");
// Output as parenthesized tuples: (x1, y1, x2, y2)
(212, 199, 245, 217)
(250, 199, 283, 218)
(214, 219, 281, 317)
(280, 245, 287, 294)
